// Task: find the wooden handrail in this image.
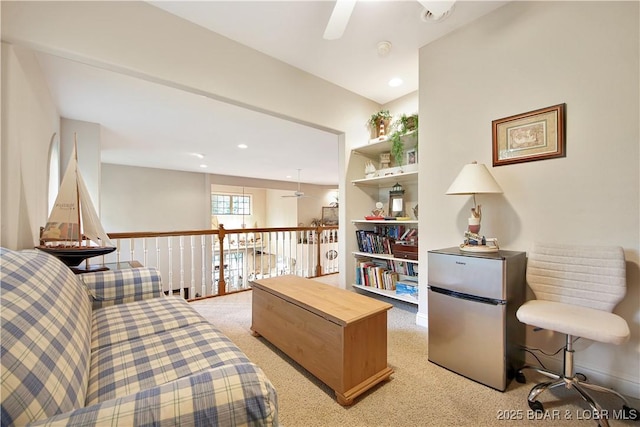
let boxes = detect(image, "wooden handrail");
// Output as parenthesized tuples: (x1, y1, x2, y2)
(107, 225, 337, 240)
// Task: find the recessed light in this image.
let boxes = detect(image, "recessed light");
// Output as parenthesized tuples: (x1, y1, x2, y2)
(199, 164, 208, 168)
(238, 144, 248, 149)
(286, 175, 292, 179)
(190, 152, 205, 159)
(388, 77, 403, 87)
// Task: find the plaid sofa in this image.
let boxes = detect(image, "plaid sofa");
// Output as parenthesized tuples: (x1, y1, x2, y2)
(1, 248, 278, 426)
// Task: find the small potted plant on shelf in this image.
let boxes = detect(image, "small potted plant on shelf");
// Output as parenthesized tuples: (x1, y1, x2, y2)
(389, 113, 419, 170)
(367, 109, 392, 139)
(398, 113, 418, 134)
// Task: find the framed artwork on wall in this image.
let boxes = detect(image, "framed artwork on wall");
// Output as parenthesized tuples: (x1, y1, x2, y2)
(492, 103, 566, 166)
(321, 206, 339, 226)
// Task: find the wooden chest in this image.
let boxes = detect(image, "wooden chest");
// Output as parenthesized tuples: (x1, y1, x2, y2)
(250, 275, 393, 405)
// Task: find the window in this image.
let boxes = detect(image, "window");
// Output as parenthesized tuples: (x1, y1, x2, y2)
(211, 193, 251, 215)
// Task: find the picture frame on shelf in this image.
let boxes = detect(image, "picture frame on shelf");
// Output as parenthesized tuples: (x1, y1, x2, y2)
(406, 148, 416, 165)
(321, 206, 339, 226)
(492, 103, 566, 167)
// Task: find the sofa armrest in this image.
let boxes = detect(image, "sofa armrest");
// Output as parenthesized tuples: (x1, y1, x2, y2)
(28, 364, 279, 427)
(79, 267, 163, 309)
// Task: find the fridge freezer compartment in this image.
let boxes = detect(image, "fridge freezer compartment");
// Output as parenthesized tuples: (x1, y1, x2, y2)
(428, 251, 505, 300)
(428, 288, 508, 391)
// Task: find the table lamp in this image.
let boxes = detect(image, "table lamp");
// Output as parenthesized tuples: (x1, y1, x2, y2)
(446, 161, 503, 252)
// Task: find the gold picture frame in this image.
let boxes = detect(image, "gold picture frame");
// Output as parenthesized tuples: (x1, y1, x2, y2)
(492, 103, 566, 166)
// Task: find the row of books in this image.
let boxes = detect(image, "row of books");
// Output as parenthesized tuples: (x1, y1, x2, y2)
(355, 259, 399, 290)
(391, 259, 417, 276)
(355, 228, 419, 255)
(354, 257, 418, 290)
(370, 225, 410, 240)
(355, 230, 393, 255)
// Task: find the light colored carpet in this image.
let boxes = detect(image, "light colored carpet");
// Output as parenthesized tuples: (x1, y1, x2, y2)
(190, 285, 638, 427)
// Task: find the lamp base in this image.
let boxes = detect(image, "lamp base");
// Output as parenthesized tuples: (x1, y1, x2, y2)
(459, 244, 499, 253)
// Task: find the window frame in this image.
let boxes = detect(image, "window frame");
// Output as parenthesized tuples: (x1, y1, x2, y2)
(211, 192, 252, 216)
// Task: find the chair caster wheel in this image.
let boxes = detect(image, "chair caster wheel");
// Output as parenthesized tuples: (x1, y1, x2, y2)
(515, 371, 526, 384)
(528, 400, 544, 413)
(622, 405, 638, 420)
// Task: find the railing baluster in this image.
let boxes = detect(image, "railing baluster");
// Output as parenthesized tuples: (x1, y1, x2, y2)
(156, 237, 160, 271)
(143, 238, 148, 267)
(179, 236, 185, 299)
(168, 237, 173, 297)
(200, 235, 206, 299)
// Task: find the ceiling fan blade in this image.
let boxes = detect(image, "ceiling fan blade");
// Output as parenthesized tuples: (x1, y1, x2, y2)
(323, 0, 356, 40)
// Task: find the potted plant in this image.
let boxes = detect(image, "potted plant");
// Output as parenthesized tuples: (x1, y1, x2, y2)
(389, 113, 419, 168)
(398, 113, 418, 133)
(367, 109, 392, 139)
(390, 131, 405, 168)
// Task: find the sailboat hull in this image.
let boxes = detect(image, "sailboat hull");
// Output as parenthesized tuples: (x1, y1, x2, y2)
(36, 246, 116, 267)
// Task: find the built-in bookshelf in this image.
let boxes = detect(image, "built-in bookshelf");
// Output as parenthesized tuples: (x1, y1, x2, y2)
(349, 131, 419, 304)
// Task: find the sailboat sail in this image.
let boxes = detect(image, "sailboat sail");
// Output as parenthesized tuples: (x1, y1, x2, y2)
(77, 168, 112, 246)
(41, 144, 113, 247)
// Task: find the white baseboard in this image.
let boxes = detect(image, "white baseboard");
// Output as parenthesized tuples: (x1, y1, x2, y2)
(415, 312, 428, 328)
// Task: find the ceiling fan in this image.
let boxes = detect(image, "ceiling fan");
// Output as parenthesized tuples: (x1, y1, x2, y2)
(282, 169, 310, 198)
(323, 0, 457, 40)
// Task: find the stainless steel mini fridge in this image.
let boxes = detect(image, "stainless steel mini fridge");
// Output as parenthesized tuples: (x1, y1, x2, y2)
(427, 247, 526, 391)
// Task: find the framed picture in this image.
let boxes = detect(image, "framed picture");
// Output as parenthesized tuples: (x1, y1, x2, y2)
(492, 103, 566, 166)
(406, 148, 417, 165)
(321, 206, 338, 226)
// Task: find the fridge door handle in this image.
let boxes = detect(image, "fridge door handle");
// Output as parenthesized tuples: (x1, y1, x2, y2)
(428, 285, 505, 306)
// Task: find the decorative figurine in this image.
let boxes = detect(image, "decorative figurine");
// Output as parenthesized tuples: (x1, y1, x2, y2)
(379, 152, 391, 169)
(365, 161, 376, 179)
(468, 205, 481, 233)
(371, 202, 385, 217)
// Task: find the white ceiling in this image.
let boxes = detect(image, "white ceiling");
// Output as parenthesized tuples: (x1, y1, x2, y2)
(35, 1, 507, 186)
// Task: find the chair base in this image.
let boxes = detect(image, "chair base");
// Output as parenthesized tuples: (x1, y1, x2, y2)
(518, 335, 638, 427)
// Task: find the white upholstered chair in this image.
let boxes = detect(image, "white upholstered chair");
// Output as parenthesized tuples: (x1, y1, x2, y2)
(516, 243, 636, 425)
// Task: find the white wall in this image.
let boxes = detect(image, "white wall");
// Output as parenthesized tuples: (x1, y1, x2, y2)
(1, 43, 59, 249)
(102, 164, 210, 232)
(420, 0, 639, 398)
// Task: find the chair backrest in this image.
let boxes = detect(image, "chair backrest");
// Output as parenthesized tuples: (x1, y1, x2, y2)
(526, 242, 626, 312)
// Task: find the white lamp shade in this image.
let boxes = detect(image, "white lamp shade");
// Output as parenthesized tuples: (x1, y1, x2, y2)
(446, 162, 503, 195)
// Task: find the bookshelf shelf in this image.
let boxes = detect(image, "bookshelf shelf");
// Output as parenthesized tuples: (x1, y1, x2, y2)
(351, 219, 418, 225)
(353, 284, 418, 305)
(351, 171, 418, 187)
(352, 251, 418, 264)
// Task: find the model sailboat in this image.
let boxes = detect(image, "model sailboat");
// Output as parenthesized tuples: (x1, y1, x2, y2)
(37, 137, 115, 267)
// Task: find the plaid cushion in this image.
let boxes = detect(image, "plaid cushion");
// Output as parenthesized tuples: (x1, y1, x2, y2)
(29, 363, 279, 427)
(80, 267, 162, 309)
(91, 297, 208, 352)
(1, 248, 92, 426)
(87, 323, 251, 406)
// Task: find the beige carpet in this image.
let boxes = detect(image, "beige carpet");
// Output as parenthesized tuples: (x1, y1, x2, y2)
(190, 286, 638, 427)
